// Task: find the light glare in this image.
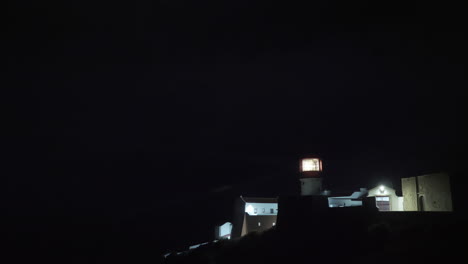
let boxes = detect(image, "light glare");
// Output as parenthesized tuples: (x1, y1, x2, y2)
(302, 158, 320, 171)
(245, 205, 255, 215)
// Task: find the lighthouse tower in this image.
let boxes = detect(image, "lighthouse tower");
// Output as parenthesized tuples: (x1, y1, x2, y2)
(299, 157, 323, 196)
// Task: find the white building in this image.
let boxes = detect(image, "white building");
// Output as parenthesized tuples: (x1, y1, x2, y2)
(214, 222, 233, 240)
(231, 197, 278, 238)
(327, 188, 368, 208)
(367, 185, 404, 211)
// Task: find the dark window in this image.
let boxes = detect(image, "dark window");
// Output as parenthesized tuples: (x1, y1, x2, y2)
(254, 208, 257, 214)
(262, 208, 265, 213)
(270, 208, 274, 213)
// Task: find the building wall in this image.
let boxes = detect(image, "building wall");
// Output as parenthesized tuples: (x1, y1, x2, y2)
(231, 198, 247, 238)
(401, 173, 453, 212)
(242, 214, 276, 236)
(327, 197, 362, 207)
(367, 186, 401, 211)
(215, 222, 232, 239)
(241, 214, 247, 236)
(244, 203, 278, 215)
(402, 177, 418, 211)
(396, 197, 404, 211)
(232, 197, 278, 238)
(418, 173, 452, 211)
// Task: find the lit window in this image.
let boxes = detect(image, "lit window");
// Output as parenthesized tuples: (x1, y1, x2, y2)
(262, 208, 265, 213)
(376, 197, 390, 201)
(302, 158, 321, 171)
(254, 208, 257, 214)
(258, 222, 261, 226)
(273, 222, 276, 226)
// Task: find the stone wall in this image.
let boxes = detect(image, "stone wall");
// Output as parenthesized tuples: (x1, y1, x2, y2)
(418, 173, 452, 211)
(401, 173, 452, 212)
(401, 177, 418, 211)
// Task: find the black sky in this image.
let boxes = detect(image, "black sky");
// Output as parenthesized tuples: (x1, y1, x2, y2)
(6, 0, 468, 256)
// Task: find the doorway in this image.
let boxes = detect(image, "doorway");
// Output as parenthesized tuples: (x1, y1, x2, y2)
(376, 196, 390, 211)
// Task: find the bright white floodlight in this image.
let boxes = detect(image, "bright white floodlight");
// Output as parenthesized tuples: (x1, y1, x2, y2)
(379, 185, 385, 193)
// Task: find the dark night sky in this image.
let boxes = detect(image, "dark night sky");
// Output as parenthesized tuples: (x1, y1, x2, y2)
(6, 0, 468, 256)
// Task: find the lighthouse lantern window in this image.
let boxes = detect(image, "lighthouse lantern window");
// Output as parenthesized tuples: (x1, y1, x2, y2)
(301, 158, 321, 172)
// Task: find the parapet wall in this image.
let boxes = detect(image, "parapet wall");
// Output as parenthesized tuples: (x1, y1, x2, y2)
(401, 173, 452, 212)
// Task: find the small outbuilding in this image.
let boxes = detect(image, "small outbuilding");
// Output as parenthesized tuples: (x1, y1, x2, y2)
(367, 185, 404, 211)
(231, 196, 278, 238)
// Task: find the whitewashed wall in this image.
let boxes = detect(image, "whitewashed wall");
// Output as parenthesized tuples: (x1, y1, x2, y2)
(245, 203, 278, 215)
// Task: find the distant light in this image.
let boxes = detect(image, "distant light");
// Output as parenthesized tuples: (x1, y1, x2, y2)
(301, 158, 321, 172)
